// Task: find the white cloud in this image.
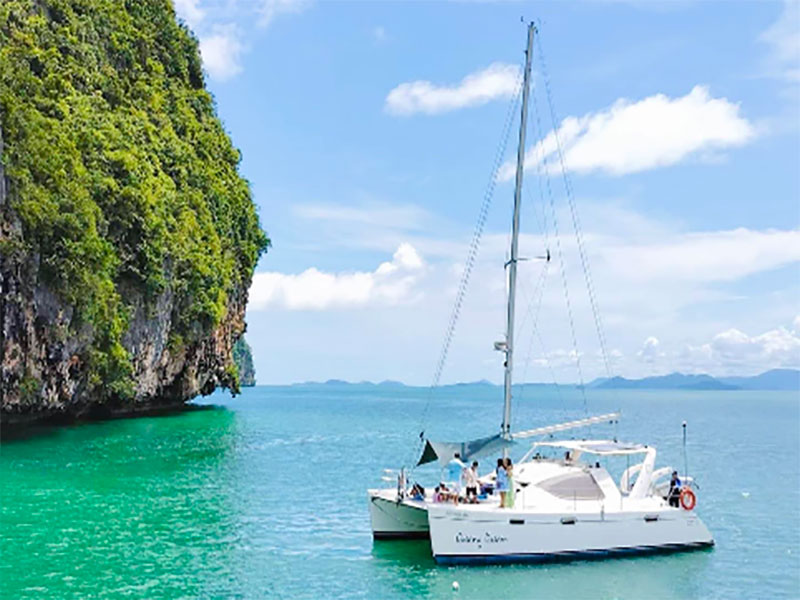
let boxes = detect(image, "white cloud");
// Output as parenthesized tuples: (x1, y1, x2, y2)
(385, 63, 520, 116)
(199, 24, 244, 81)
(681, 319, 800, 371)
(174, 0, 205, 28)
(604, 227, 800, 284)
(499, 85, 756, 179)
(258, 0, 310, 28)
(759, 1, 800, 82)
(637, 337, 663, 364)
(527, 349, 584, 370)
(248, 243, 425, 310)
(256, 195, 800, 382)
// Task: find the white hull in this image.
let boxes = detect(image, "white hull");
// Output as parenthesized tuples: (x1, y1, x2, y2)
(428, 503, 713, 564)
(368, 489, 429, 539)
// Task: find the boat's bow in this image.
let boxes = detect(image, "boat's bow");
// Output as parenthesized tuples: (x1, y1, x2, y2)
(368, 488, 430, 539)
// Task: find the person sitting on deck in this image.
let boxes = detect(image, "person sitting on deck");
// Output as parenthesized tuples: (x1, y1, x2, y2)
(464, 461, 479, 503)
(668, 471, 682, 507)
(410, 483, 425, 501)
(433, 485, 444, 503)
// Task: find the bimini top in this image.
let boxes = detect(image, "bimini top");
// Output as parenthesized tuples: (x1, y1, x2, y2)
(417, 434, 515, 467)
(534, 439, 649, 456)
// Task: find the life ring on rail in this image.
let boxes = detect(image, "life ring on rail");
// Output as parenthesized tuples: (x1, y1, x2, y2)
(680, 488, 696, 511)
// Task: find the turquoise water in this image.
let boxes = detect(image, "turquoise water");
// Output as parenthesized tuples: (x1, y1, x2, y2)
(1, 385, 798, 599)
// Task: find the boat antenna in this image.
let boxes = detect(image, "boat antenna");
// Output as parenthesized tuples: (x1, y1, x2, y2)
(501, 20, 536, 443)
(682, 420, 689, 480)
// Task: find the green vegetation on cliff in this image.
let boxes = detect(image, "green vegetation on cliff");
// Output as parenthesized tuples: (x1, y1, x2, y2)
(232, 337, 256, 386)
(0, 0, 269, 399)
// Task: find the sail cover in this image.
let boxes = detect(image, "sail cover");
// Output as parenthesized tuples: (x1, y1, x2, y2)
(417, 433, 514, 467)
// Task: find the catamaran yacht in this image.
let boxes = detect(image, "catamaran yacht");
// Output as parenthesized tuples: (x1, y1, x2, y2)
(368, 22, 714, 563)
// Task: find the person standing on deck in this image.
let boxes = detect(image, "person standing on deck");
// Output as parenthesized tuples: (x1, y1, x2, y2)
(445, 453, 466, 503)
(464, 461, 480, 503)
(504, 457, 515, 509)
(668, 471, 682, 507)
(496, 458, 508, 507)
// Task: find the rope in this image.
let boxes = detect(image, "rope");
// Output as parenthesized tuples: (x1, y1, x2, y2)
(406, 70, 524, 469)
(535, 32, 613, 379)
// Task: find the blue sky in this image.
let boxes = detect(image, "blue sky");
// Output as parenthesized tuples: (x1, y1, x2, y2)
(176, 0, 800, 385)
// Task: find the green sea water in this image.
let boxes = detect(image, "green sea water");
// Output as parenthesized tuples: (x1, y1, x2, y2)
(1, 386, 798, 599)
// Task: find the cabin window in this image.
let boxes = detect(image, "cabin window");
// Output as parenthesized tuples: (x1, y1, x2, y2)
(539, 472, 604, 500)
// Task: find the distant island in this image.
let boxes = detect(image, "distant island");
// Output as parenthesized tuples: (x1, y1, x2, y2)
(589, 369, 799, 391)
(282, 369, 800, 392)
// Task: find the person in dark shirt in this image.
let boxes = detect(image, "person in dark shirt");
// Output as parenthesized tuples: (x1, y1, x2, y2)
(668, 471, 682, 507)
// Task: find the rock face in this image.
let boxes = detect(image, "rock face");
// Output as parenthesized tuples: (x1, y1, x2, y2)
(1, 123, 250, 424)
(0, 1, 268, 424)
(233, 337, 256, 387)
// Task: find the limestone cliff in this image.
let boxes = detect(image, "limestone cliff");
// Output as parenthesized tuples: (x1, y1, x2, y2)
(233, 337, 256, 387)
(0, 1, 268, 423)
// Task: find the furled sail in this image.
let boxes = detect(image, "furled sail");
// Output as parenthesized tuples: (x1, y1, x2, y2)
(417, 434, 514, 467)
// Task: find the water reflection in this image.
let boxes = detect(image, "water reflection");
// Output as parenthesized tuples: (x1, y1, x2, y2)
(367, 538, 714, 600)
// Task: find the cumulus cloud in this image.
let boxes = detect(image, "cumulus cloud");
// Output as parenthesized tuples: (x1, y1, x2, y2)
(637, 337, 663, 364)
(499, 85, 755, 179)
(174, 0, 205, 27)
(528, 349, 583, 369)
(385, 63, 520, 116)
(759, 1, 800, 82)
(248, 243, 425, 310)
(199, 24, 244, 81)
(681, 319, 800, 371)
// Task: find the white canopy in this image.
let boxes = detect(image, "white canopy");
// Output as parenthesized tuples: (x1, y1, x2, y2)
(533, 439, 648, 456)
(512, 412, 620, 440)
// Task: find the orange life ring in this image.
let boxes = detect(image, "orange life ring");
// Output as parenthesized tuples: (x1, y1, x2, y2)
(680, 488, 696, 511)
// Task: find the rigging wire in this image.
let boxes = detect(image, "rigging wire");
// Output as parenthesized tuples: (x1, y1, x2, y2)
(529, 57, 589, 415)
(517, 104, 558, 406)
(516, 149, 565, 409)
(406, 71, 524, 469)
(535, 32, 614, 380)
(516, 260, 550, 398)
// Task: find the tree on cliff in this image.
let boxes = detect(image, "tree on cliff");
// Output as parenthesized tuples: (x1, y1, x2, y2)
(0, 0, 269, 421)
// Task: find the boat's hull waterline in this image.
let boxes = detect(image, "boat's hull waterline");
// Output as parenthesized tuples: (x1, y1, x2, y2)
(368, 486, 714, 563)
(368, 489, 429, 540)
(426, 504, 713, 564)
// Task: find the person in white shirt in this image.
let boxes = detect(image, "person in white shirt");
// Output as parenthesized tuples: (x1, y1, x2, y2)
(464, 461, 480, 503)
(445, 453, 467, 501)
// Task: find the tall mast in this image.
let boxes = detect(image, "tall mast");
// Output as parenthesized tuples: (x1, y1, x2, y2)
(501, 22, 535, 439)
